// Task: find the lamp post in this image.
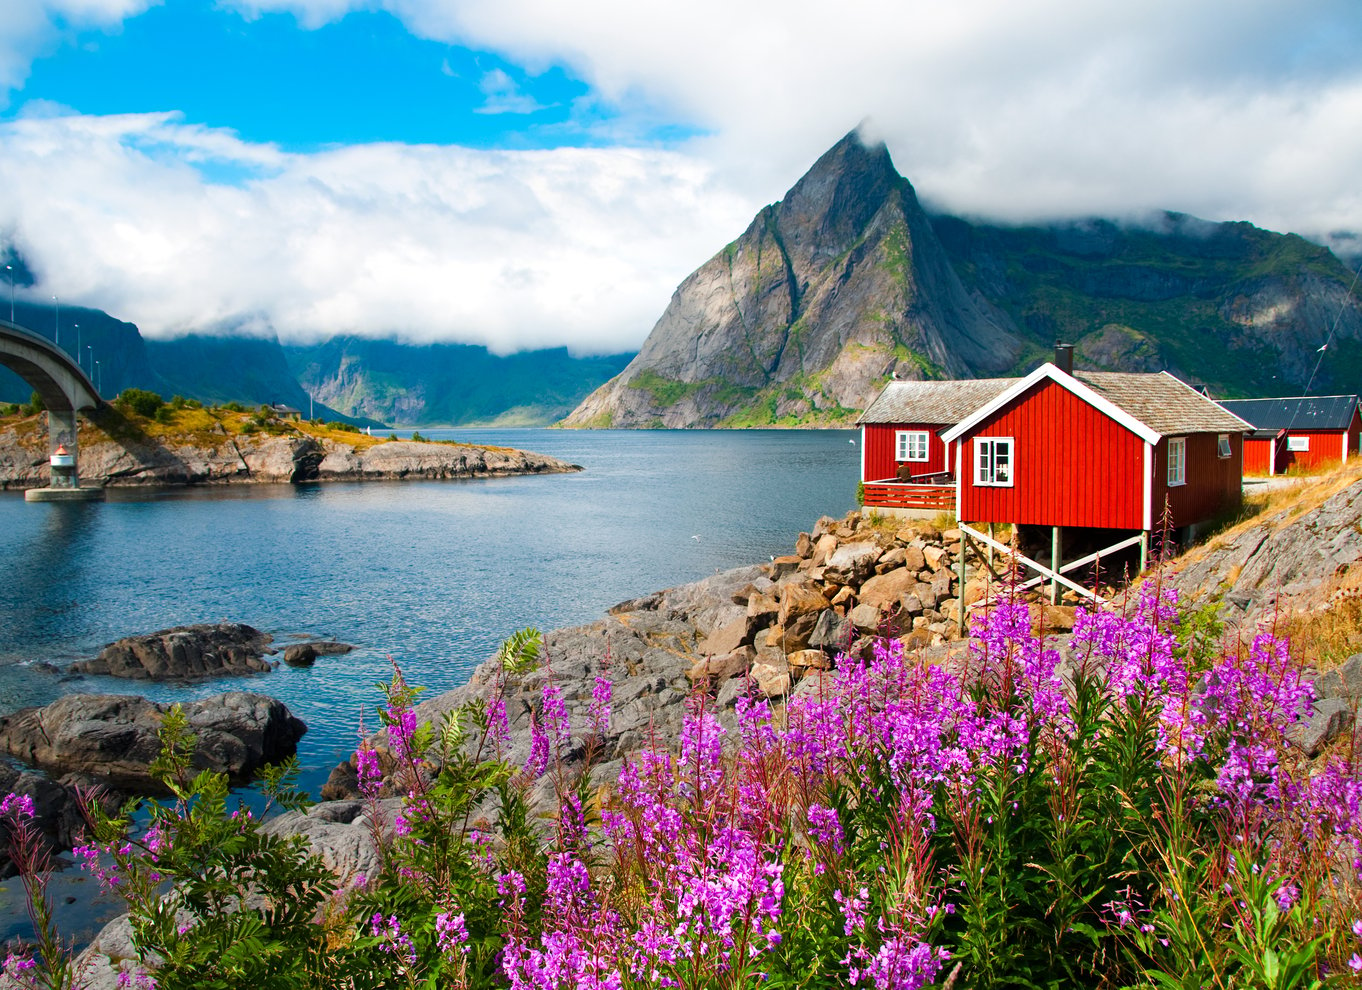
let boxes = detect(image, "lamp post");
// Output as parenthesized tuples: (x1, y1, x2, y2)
(5, 265, 12, 323)
(52, 295, 59, 347)
(95, 360, 101, 396)
(74, 324, 80, 365)
(86, 346, 91, 378)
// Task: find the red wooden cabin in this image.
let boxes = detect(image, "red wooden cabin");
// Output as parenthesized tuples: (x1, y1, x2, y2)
(1217, 396, 1360, 475)
(857, 378, 1015, 515)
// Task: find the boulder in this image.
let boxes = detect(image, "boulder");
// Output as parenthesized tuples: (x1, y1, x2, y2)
(850, 603, 883, 633)
(808, 610, 853, 653)
(283, 644, 317, 667)
(830, 586, 855, 609)
(69, 623, 276, 681)
(875, 547, 907, 573)
(795, 532, 813, 558)
(1029, 604, 1078, 634)
(923, 546, 948, 571)
(0, 693, 306, 789)
(1287, 699, 1356, 757)
(749, 662, 791, 699)
(779, 581, 831, 627)
(701, 615, 751, 656)
(770, 555, 803, 580)
(859, 568, 919, 611)
(810, 533, 839, 567)
(687, 646, 754, 684)
(1313, 654, 1362, 704)
(823, 542, 882, 584)
(899, 594, 925, 617)
(787, 649, 831, 672)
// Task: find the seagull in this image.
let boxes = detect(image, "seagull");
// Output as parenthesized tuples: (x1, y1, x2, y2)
(849, 438, 855, 444)
(691, 535, 701, 541)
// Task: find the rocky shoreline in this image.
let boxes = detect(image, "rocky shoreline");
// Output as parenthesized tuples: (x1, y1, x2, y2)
(0, 428, 580, 489)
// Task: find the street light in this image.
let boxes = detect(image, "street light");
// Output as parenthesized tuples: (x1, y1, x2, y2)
(5, 265, 12, 323)
(95, 360, 101, 395)
(52, 295, 59, 347)
(86, 345, 91, 378)
(74, 324, 80, 364)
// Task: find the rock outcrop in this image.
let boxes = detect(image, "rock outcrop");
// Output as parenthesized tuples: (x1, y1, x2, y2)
(0, 693, 306, 790)
(1166, 476, 1362, 626)
(0, 426, 580, 490)
(68, 623, 276, 680)
(564, 129, 1020, 429)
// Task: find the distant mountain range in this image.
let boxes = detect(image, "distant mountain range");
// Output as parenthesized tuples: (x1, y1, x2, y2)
(0, 295, 631, 427)
(564, 130, 1362, 428)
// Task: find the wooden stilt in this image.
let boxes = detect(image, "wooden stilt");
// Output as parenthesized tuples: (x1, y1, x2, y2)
(1050, 526, 1062, 605)
(957, 529, 968, 636)
(1139, 531, 1149, 574)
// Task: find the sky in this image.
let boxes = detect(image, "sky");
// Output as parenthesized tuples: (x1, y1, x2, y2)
(0, 0, 1359, 353)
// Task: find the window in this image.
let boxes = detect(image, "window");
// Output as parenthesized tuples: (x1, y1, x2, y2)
(1217, 434, 1231, 459)
(974, 437, 1013, 487)
(895, 430, 930, 462)
(1167, 437, 1186, 487)
(1287, 436, 1310, 452)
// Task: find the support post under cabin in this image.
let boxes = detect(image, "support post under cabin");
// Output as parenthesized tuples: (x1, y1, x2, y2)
(1050, 525, 1062, 605)
(957, 529, 968, 636)
(1139, 531, 1149, 574)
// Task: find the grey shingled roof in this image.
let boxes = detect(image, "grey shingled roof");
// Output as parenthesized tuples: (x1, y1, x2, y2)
(1073, 371, 1254, 436)
(857, 378, 1018, 425)
(1216, 395, 1360, 432)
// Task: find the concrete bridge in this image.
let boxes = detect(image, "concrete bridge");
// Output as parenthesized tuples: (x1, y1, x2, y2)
(0, 318, 104, 500)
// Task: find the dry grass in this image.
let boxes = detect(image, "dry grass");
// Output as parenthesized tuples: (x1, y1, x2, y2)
(1274, 570, 1362, 665)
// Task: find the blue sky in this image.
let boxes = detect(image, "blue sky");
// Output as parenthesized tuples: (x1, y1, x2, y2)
(0, 0, 1358, 351)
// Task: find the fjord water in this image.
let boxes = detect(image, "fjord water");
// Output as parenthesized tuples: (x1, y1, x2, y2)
(0, 429, 859, 790)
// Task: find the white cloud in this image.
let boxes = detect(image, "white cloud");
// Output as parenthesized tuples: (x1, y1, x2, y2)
(3, 0, 1361, 351)
(474, 67, 545, 115)
(0, 0, 157, 103)
(0, 112, 756, 352)
(215, 0, 1362, 239)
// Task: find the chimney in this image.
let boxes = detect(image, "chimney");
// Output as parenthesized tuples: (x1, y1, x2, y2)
(1054, 343, 1074, 375)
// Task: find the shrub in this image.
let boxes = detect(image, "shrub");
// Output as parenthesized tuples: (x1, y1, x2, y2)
(114, 388, 165, 419)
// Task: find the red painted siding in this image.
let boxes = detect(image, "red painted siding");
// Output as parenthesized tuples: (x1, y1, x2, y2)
(1349, 409, 1362, 462)
(1149, 432, 1242, 528)
(1279, 430, 1347, 472)
(1243, 437, 1275, 476)
(862, 423, 952, 482)
(957, 380, 1145, 529)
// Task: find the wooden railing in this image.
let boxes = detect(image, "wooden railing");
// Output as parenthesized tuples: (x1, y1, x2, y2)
(861, 479, 956, 511)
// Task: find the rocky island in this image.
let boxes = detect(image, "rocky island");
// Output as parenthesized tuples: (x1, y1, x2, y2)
(0, 395, 579, 489)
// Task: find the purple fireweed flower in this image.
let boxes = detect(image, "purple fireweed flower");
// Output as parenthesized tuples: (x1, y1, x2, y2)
(589, 668, 613, 738)
(0, 793, 35, 820)
(370, 913, 417, 968)
(73, 843, 122, 890)
(386, 703, 419, 764)
(523, 713, 550, 781)
(3, 954, 36, 978)
(541, 681, 570, 747)
(806, 803, 845, 854)
(435, 911, 469, 956)
(355, 745, 382, 799)
(487, 695, 511, 752)
(116, 969, 157, 989)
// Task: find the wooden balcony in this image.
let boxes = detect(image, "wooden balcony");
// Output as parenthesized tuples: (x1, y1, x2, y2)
(861, 475, 956, 512)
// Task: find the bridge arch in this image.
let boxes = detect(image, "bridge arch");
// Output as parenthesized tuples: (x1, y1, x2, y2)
(0, 318, 103, 495)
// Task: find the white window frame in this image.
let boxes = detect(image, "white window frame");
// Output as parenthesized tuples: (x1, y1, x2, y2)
(1217, 434, 1231, 459)
(974, 436, 1014, 487)
(1287, 435, 1310, 452)
(1167, 436, 1186, 487)
(895, 430, 930, 462)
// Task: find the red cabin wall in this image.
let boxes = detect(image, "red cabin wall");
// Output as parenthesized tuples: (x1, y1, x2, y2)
(1278, 430, 1346, 473)
(1242, 437, 1274, 476)
(957, 380, 1145, 529)
(862, 423, 952, 482)
(1150, 432, 1242, 529)
(1349, 409, 1362, 461)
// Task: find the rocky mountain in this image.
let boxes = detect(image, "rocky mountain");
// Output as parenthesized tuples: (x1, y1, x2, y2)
(564, 132, 1020, 429)
(284, 337, 633, 427)
(565, 130, 1362, 429)
(932, 213, 1362, 397)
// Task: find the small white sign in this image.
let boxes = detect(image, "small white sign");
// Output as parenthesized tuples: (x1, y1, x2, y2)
(1287, 436, 1310, 452)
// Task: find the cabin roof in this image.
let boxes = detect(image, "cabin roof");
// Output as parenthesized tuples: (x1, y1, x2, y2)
(1216, 395, 1360, 432)
(1076, 371, 1253, 436)
(941, 365, 1252, 444)
(857, 378, 1018, 425)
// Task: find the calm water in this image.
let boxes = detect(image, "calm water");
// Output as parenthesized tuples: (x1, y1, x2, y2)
(0, 429, 859, 792)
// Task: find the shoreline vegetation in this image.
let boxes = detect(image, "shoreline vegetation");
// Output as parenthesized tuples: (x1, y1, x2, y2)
(3, 465, 1362, 986)
(0, 390, 580, 490)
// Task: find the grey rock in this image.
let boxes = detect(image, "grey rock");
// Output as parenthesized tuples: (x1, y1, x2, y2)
(0, 692, 305, 789)
(69, 623, 275, 681)
(1287, 699, 1356, 757)
(283, 643, 317, 667)
(1313, 654, 1362, 704)
(808, 610, 853, 653)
